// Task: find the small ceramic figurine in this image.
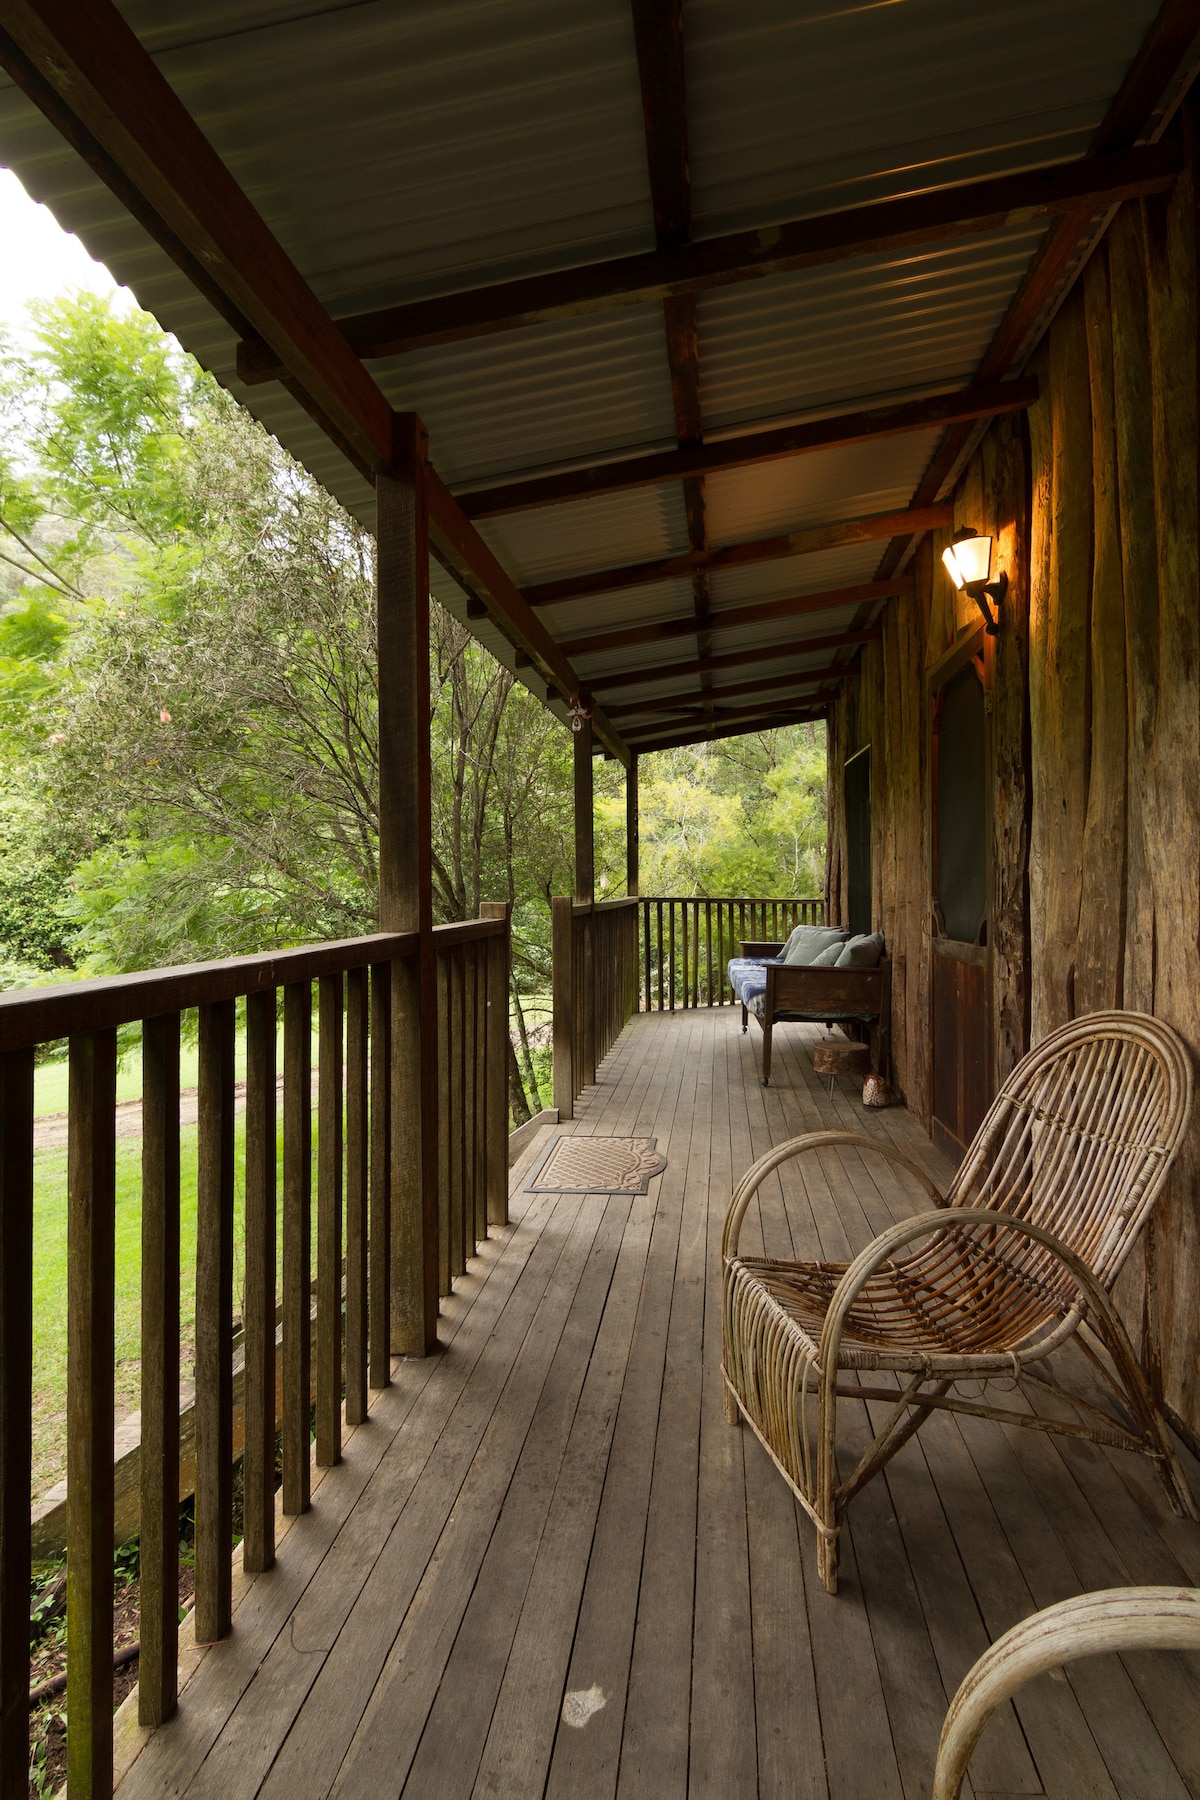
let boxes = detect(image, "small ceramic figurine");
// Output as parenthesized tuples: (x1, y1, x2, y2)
(862, 1072, 892, 1108)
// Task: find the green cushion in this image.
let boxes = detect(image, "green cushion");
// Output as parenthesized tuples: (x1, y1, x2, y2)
(835, 931, 885, 970)
(781, 924, 848, 966)
(810, 940, 845, 966)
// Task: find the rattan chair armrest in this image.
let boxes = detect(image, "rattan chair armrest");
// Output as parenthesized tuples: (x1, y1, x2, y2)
(721, 1131, 944, 1262)
(815, 1207, 1117, 1380)
(933, 1587, 1200, 1800)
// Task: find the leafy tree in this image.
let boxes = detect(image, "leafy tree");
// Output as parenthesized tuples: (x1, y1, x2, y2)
(0, 291, 826, 1121)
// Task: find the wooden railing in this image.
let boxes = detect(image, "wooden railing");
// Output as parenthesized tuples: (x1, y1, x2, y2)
(0, 911, 509, 1798)
(638, 896, 825, 1010)
(551, 897, 640, 1118)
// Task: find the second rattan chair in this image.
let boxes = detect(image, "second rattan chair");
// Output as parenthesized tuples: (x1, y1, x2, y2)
(721, 1010, 1198, 1594)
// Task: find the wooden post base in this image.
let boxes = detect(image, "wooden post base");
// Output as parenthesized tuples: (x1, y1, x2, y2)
(812, 1038, 872, 1079)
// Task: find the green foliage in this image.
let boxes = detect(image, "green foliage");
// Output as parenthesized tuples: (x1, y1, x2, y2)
(0, 290, 826, 1125)
(635, 727, 826, 898)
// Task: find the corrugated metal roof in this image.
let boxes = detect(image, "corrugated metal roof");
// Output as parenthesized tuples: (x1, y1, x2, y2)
(0, 0, 1170, 746)
(686, 0, 1161, 230)
(696, 230, 1047, 432)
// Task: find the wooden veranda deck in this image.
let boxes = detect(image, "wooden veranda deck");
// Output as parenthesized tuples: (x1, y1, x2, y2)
(117, 1009, 1200, 1800)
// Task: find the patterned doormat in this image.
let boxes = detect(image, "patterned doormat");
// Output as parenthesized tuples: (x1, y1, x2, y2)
(526, 1134, 667, 1195)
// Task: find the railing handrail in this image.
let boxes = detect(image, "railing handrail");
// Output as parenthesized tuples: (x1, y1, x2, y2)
(569, 895, 640, 917)
(0, 917, 507, 1051)
(638, 893, 824, 904)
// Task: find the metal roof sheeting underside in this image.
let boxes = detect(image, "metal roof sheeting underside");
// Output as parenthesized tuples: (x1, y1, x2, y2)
(0, 0, 1169, 748)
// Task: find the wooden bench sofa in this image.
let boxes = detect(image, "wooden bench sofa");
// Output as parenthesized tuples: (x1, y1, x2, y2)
(732, 938, 891, 1086)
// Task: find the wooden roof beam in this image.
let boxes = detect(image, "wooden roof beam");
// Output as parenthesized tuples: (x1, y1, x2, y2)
(605, 661, 849, 719)
(235, 145, 1180, 382)
(560, 577, 910, 660)
(628, 0, 718, 720)
(625, 704, 831, 755)
(585, 626, 880, 694)
(459, 381, 1037, 517)
(526, 505, 951, 608)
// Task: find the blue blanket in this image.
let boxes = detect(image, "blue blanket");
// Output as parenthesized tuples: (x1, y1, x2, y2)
(727, 956, 775, 1019)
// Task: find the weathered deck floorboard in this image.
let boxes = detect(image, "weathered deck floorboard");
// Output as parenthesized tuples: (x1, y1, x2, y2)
(118, 1010, 1200, 1800)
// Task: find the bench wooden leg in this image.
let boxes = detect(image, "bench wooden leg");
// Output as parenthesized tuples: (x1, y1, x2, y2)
(761, 1017, 773, 1086)
(740, 1002, 748, 1034)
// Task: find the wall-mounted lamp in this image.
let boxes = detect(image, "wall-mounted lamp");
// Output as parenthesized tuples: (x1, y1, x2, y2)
(941, 527, 1007, 635)
(568, 695, 594, 733)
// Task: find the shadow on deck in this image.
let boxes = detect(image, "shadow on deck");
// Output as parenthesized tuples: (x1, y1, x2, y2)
(116, 1009, 1200, 1799)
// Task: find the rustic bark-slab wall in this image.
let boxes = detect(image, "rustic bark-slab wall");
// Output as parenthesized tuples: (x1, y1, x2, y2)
(828, 123, 1200, 1438)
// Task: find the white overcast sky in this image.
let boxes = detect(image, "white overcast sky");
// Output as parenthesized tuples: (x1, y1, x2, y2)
(0, 166, 128, 336)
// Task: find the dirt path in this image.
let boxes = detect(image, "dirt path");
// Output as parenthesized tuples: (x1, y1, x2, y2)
(33, 1070, 319, 1151)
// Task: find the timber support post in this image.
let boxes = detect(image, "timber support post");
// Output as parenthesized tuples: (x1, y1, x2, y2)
(378, 412, 439, 1356)
(552, 897, 574, 1121)
(574, 716, 595, 904)
(479, 902, 511, 1226)
(626, 753, 639, 896)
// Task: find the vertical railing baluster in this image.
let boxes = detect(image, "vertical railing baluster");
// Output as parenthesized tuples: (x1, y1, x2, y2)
(369, 963, 392, 1390)
(283, 981, 312, 1515)
(656, 902, 664, 1011)
(668, 905, 676, 1012)
(140, 1013, 180, 1721)
(345, 968, 369, 1426)
(681, 903, 689, 1010)
(243, 988, 276, 1574)
(195, 1000, 235, 1646)
(462, 943, 477, 1256)
(642, 900, 650, 1012)
(474, 940, 489, 1247)
(479, 904, 510, 1229)
(316, 974, 343, 1468)
(448, 948, 465, 1280)
(436, 946, 451, 1297)
(0, 1046, 34, 1794)
(66, 1027, 117, 1796)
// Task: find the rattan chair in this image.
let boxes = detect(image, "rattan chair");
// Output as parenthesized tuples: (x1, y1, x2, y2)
(932, 1587, 1200, 1799)
(721, 1011, 1198, 1594)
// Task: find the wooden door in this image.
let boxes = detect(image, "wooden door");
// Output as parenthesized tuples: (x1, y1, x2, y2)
(930, 648, 992, 1158)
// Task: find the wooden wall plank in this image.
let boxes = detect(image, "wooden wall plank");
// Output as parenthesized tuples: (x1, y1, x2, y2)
(1076, 247, 1129, 1013)
(1029, 285, 1093, 1038)
(984, 413, 1033, 1086)
(1141, 133, 1200, 1434)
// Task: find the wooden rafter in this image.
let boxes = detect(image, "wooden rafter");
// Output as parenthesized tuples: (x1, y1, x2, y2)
(0, 0, 630, 764)
(628, 0, 718, 721)
(560, 578, 911, 660)
(459, 382, 1037, 516)
(605, 661, 849, 719)
(585, 626, 880, 694)
(526, 506, 951, 608)
(625, 704, 831, 755)
(233, 146, 1181, 381)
